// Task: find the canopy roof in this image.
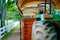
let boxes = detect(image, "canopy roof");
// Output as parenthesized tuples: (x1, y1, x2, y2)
(17, 0, 60, 16)
(17, 0, 60, 9)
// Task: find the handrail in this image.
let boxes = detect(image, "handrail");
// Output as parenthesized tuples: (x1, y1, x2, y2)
(16, 0, 23, 17)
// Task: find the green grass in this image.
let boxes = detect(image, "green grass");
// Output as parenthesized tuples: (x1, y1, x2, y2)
(0, 23, 20, 40)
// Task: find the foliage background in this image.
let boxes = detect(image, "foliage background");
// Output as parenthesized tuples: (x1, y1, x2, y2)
(6, 0, 21, 20)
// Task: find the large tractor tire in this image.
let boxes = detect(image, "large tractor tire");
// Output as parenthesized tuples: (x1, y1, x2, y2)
(32, 21, 57, 40)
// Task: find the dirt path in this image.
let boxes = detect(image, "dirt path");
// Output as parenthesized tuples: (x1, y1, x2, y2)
(7, 28, 20, 40)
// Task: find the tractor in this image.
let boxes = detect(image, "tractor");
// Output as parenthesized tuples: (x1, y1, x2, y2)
(17, 0, 60, 40)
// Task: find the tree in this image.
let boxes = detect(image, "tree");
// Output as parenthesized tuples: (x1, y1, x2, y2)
(0, 0, 21, 27)
(6, 0, 21, 20)
(0, 0, 6, 27)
